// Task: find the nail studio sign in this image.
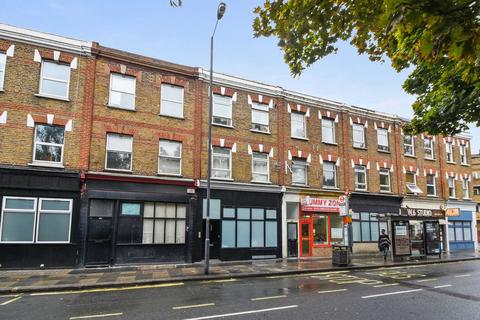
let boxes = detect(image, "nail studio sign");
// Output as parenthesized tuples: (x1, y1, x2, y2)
(301, 196, 341, 212)
(400, 208, 445, 218)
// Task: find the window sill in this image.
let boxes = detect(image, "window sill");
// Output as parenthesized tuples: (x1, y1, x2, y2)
(404, 154, 416, 158)
(211, 177, 234, 181)
(212, 123, 234, 129)
(424, 157, 436, 161)
(377, 149, 390, 154)
(462, 198, 472, 201)
(28, 162, 64, 169)
(104, 168, 133, 173)
(355, 189, 368, 192)
(323, 186, 339, 190)
(107, 104, 136, 112)
(322, 141, 337, 146)
(292, 183, 309, 187)
(34, 93, 70, 102)
(448, 197, 458, 200)
(250, 129, 271, 135)
(446, 161, 456, 165)
(461, 163, 469, 167)
(159, 113, 185, 120)
(251, 180, 272, 184)
(0, 88, 4, 93)
(427, 195, 438, 198)
(291, 136, 309, 141)
(353, 146, 368, 151)
(157, 173, 183, 178)
(379, 190, 392, 194)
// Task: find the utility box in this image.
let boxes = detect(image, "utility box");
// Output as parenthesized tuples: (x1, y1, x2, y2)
(332, 245, 351, 266)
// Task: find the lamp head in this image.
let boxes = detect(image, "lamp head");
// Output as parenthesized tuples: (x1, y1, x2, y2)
(217, 2, 226, 20)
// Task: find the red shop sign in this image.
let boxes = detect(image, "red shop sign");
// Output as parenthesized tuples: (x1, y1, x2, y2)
(301, 196, 340, 212)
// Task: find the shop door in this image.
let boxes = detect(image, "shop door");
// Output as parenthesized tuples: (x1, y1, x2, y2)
(300, 220, 312, 256)
(409, 221, 425, 256)
(287, 222, 298, 257)
(425, 222, 441, 255)
(85, 200, 115, 266)
(209, 220, 221, 259)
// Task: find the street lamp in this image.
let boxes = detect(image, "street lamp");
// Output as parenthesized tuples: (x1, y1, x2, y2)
(205, 2, 226, 275)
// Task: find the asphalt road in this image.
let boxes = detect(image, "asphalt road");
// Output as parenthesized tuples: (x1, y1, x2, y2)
(1, 260, 480, 320)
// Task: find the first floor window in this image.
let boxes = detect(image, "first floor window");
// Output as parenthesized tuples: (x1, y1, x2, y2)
(106, 134, 133, 171)
(426, 174, 436, 196)
(404, 135, 415, 156)
(474, 186, 480, 196)
(448, 177, 456, 198)
(251, 102, 269, 132)
(291, 112, 306, 138)
(109, 73, 136, 110)
(0, 52, 5, 89)
(462, 179, 469, 199)
(0, 197, 72, 243)
(405, 172, 422, 194)
(321, 118, 335, 144)
(252, 152, 269, 182)
(377, 128, 389, 151)
(449, 221, 472, 242)
(322, 161, 336, 188)
(424, 138, 434, 159)
(160, 84, 184, 118)
(39, 60, 70, 99)
(446, 142, 453, 162)
(354, 165, 367, 191)
(352, 212, 387, 242)
(292, 159, 307, 185)
(213, 94, 233, 126)
(34, 124, 65, 164)
(460, 145, 467, 165)
(158, 140, 181, 175)
(141, 202, 186, 244)
(379, 168, 391, 192)
(352, 124, 365, 148)
(212, 147, 231, 179)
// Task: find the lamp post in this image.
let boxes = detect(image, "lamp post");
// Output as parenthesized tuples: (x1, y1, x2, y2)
(205, 2, 226, 275)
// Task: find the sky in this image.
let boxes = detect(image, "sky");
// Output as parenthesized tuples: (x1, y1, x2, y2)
(1, 0, 478, 152)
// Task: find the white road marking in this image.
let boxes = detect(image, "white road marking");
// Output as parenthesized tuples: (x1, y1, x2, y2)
(454, 274, 472, 278)
(251, 295, 287, 301)
(0, 296, 22, 306)
(434, 285, 453, 289)
(173, 303, 215, 310)
(373, 283, 399, 288)
(361, 289, 423, 299)
(317, 289, 348, 294)
(202, 279, 237, 283)
(417, 278, 437, 283)
(183, 305, 298, 320)
(268, 271, 349, 279)
(69, 313, 123, 320)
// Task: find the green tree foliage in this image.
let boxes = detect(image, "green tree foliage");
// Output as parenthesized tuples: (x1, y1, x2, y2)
(253, 0, 480, 135)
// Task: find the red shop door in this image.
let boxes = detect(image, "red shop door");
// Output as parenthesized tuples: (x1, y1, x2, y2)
(300, 219, 313, 256)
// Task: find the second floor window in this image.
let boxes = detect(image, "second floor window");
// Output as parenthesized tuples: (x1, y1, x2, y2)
(462, 179, 469, 199)
(212, 95, 232, 126)
(426, 174, 436, 196)
(460, 144, 467, 165)
(405, 172, 422, 194)
(0, 52, 5, 90)
(474, 186, 480, 196)
(251, 103, 269, 132)
(321, 119, 335, 144)
(404, 135, 414, 156)
(291, 112, 306, 138)
(252, 152, 269, 182)
(424, 138, 434, 159)
(39, 60, 70, 99)
(292, 159, 307, 185)
(212, 147, 231, 179)
(158, 140, 182, 175)
(106, 134, 133, 171)
(379, 168, 391, 192)
(352, 124, 365, 148)
(109, 73, 136, 110)
(160, 84, 184, 118)
(354, 165, 367, 191)
(448, 177, 456, 198)
(323, 161, 336, 188)
(33, 124, 65, 164)
(445, 142, 453, 162)
(377, 128, 389, 152)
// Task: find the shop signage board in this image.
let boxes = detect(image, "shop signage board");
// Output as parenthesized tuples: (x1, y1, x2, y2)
(445, 208, 460, 217)
(399, 208, 444, 218)
(393, 221, 411, 256)
(301, 196, 341, 212)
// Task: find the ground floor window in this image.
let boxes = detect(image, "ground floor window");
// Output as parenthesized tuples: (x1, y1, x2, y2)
(0, 196, 72, 243)
(352, 212, 388, 242)
(448, 221, 472, 242)
(221, 207, 278, 248)
(302, 212, 343, 248)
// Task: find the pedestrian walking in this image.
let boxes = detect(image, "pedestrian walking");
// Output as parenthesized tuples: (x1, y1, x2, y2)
(378, 229, 391, 261)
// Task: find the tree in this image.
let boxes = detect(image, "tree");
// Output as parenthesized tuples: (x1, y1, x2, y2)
(253, 0, 480, 135)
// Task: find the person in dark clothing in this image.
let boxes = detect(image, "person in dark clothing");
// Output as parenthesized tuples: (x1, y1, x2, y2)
(378, 229, 391, 261)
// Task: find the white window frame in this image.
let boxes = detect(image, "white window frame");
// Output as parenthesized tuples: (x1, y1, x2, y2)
(460, 144, 467, 165)
(424, 138, 434, 159)
(446, 142, 454, 162)
(377, 128, 389, 152)
(35, 198, 73, 243)
(251, 102, 270, 133)
(0, 52, 6, 90)
(404, 135, 415, 156)
(292, 159, 308, 185)
(291, 112, 307, 139)
(321, 118, 335, 144)
(108, 73, 136, 110)
(426, 174, 436, 196)
(352, 124, 365, 148)
(160, 84, 184, 118)
(0, 196, 37, 243)
(33, 124, 65, 165)
(448, 177, 456, 198)
(322, 161, 337, 188)
(462, 179, 469, 199)
(212, 94, 233, 127)
(251, 152, 270, 182)
(405, 172, 423, 194)
(212, 147, 232, 179)
(379, 168, 391, 192)
(39, 60, 71, 99)
(354, 165, 367, 191)
(158, 140, 182, 176)
(105, 133, 133, 172)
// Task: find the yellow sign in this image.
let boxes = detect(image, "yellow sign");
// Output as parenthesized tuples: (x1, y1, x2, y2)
(446, 208, 460, 217)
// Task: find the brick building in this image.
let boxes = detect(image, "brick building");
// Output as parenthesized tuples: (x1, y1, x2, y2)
(0, 24, 476, 268)
(471, 153, 480, 245)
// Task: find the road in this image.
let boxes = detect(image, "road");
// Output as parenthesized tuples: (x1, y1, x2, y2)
(1, 260, 480, 320)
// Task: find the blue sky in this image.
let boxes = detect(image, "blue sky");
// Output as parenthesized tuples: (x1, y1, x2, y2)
(1, 0, 478, 152)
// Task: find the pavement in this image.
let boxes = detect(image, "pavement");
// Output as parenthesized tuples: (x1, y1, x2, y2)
(0, 250, 478, 294)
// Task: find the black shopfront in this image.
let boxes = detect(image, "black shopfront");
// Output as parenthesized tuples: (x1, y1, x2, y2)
(81, 174, 197, 267)
(195, 186, 282, 262)
(0, 167, 81, 269)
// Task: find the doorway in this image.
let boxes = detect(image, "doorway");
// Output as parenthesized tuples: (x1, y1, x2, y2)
(85, 200, 115, 266)
(203, 220, 221, 259)
(300, 219, 312, 256)
(287, 222, 298, 257)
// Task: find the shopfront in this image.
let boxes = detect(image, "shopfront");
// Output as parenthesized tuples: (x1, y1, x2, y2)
(446, 200, 478, 251)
